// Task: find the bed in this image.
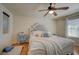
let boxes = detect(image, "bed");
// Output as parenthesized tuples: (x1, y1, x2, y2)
(28, 23, 74, 55)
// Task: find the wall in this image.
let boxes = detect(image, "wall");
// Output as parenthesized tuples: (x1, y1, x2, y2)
(13, 15, 56, 38)
(0, 4, 13, 54)
(55, 17, 66, 37)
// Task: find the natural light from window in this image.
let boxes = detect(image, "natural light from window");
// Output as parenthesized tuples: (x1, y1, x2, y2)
(66, 18, 79, 38)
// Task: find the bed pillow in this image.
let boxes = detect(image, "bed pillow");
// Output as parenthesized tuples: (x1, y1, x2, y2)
(42, 32, 52, 37)
(32, 31, 43, 37)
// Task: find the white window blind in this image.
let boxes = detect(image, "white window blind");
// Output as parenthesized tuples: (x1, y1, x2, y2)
(66, 18, 79, 38)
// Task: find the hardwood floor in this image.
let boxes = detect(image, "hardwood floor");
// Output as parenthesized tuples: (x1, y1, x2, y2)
(13, 42, 29, 55)
(74, 45, 79, 54)
(20, 42, 29, 55)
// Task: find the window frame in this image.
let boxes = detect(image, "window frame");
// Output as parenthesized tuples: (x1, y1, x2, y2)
(65, 18, 79, 39)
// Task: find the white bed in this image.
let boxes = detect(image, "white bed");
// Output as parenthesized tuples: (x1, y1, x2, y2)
(28, 31, 74, 55)
(28, 23, 74, 55)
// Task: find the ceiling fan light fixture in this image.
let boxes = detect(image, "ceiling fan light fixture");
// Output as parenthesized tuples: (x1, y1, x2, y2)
(49, 10, 54, 14)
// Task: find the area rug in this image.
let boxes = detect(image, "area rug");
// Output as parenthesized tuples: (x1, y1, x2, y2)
(2, 46, 22, 55)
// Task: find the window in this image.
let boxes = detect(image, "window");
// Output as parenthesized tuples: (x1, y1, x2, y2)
(3, 12, 10, 34)
(66, 18, 79, 38)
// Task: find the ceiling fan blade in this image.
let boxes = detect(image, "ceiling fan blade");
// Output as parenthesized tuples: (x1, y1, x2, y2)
(44, 11, 49, 16)
(53, 11, 57, 16)
(54, 7, 69, 10)
(38, 9, 48, 12)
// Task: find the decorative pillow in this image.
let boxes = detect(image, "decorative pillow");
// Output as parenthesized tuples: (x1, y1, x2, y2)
(3, 46, 14, 53)
(43, 32, 49, 37)
(42, 32, 52, 37)
(32, 31, 43, 37)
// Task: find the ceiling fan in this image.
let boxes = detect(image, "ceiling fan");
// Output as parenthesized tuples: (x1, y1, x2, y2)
(39, 3, 69, 16)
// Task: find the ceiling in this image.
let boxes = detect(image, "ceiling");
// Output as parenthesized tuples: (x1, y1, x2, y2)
(2, 3, 79, 19)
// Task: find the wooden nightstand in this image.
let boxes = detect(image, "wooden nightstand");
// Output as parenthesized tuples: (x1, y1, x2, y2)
(12, 42, 29, 55)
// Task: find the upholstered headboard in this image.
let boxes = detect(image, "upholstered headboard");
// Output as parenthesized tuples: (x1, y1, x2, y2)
(30, 23, 48, 32)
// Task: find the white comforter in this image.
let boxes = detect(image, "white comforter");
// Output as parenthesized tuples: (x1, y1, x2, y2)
(28, 35, 74, 55)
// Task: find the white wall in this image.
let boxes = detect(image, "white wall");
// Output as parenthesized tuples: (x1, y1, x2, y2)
(55, 17, 66, 37)
(0, 4, 13, 54)
(13, 15, 56, 37)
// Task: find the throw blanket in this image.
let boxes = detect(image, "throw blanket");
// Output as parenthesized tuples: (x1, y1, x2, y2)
(28, 36, 65, 55)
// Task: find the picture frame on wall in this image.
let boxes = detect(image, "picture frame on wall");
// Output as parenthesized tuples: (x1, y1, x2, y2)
(3, 12, 10, 34)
